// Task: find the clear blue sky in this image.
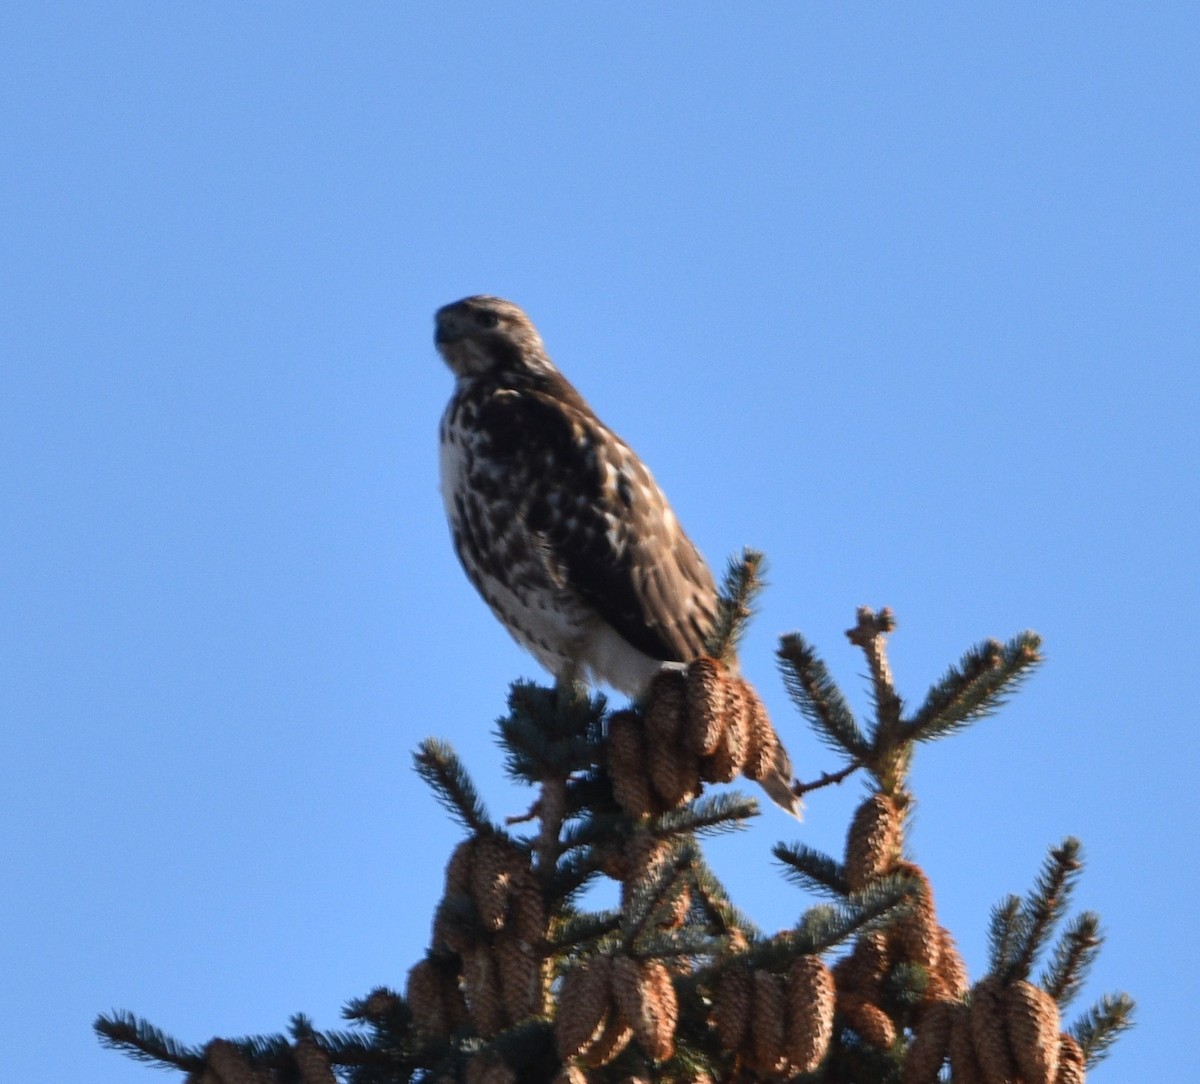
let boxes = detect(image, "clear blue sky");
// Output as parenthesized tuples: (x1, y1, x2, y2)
(3, 5, 1196, 1080)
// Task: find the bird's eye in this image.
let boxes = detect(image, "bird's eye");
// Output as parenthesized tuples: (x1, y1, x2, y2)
(477, 310, 500, 329)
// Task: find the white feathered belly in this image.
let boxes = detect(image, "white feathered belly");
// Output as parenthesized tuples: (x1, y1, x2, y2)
(439, 417, 663, 696)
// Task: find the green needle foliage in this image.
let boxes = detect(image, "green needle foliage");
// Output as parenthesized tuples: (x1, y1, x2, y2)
(1073, 992, 1137, 1068)
(777, 632, 870, 761)
(96, 578, 1133, 1084)
(905, 631, 1043, 743)
(704, 547, 767, 665)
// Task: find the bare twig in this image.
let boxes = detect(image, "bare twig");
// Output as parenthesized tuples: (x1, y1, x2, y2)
(794, 760, 862, 798)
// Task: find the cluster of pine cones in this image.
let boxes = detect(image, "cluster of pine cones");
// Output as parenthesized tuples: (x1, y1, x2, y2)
(555, 953, 679, 1067)
(401, 721, 1088, 1084)
(710, 954, 835, 1076)
(180, 1038, 333, 1084)
(607, 657, 790, 815)
(840, 792, 1086, 1084)
(408, 834, 547, 1041)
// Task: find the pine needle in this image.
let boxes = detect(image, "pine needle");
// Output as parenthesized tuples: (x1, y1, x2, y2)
(1006, 837, 1083, 981)
(1072, 992, 1136, 1068)
(412, 737, 491, 833)
(777, 633, 870, 759)
(987, 894, 1027, 974)
(906, 630, 1043, 742)
(1040, 911, 1104, 1009)
(93, 1011, 203, 1071)
(705, 548, 767, 663)
(772, 842, 850, 899)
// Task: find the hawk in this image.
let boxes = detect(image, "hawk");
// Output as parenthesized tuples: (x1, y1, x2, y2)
(435, 295, 797, 811)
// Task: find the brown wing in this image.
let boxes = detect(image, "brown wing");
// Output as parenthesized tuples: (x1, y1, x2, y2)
(474, 382, 717, 663)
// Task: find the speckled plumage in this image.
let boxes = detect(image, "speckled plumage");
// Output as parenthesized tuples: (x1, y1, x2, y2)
(435, 295, 718, 697)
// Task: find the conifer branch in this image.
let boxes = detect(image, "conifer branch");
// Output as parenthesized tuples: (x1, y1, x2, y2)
(727, 872, 915, 973)
(635, 923, 723, 960)
(621, 840, 697, 946)
(97, 607, 1137, 1083)
(690, 855, 763, 941)
(544, 847, 602, 902)
(786, 871, 920, 958)
(987, 894, 1028, 974)
(546, 909, 622, 952)
(557, 805, 624, 854)
(795, 759, 862, 797)
(94, 1012, 204, 1071)
(705, 548, 767, 665)
(846, 606, 902, 736)
(1071, 992, 1136, 1068)
(497, 680, 604, 781)
(772, 842, 850, 898)
(1006, 837, 1083, 982)
(413, 738, 491, 833)
(534, 776, 569, 878)
(341, 986, 407, 1029)
(1040, 911, 1104, 1009)
(905, 630, 1043, 743)
(777, 632, 870, 760)
(658, 791, 759, 836)
(292, 1025, 381, 1067)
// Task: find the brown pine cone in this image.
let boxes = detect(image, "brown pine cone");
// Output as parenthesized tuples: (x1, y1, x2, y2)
(723, 674, 752, 767)
(618, 833, 672, 912)
(203, 1039, 270, 1084)
(465, 1052, 517, 1084)
(551, 1068, 590, 1084)
(645, 668, 688, 743)
(711, 963, 753, 1052)
(432, 895, 476, 956)
(608, 711, 659, 818)
(838, 991, 897, 1049)
(748, 970, 789, 1075)
(740, 681, 778, 782)
(493, 927, 540, 1023)
(647, 733, 702, 808)
(290, 1036, 334, 1084)
(462, 945, 506, 1039)
(444, 837, 478, 898)
(698, 718, 740, 783)
(556, 956, 614, 1061)
(903, 998, 955, 1084)
(509, 868, 547, 946)
(684, 656, 727, 756)
(1055, 1032, 1086, 1084)
(405, 957, 455, 1039)
(662, 880, 691, 928)
(935, 925, 969, 998)
(700, 676, 750, 784)
(948, 1002, 986, 1084)
(639, 959, 680, 1062)
(610, 955, 677, 1063)
(577, 1011, 635, 1068)
(785, 955, 835, 1073)
(1006, 980, 1061, 1084)
(968, 976, 1020, 1084)
(834, 930, 891, 998)
(844, 793, 902, 891)
(472, 835, 523, 933)
(888, 861, 941, 974)
(185, 1069, 220, 1084)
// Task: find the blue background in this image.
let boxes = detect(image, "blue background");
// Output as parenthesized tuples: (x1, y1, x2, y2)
(3, 5, 1196, 1080)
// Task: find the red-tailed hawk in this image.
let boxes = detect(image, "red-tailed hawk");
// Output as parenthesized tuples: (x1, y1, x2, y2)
(435, 296, 797, 812)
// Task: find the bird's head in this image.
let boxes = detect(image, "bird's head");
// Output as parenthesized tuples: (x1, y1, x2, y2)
(434, 295, 556, 380)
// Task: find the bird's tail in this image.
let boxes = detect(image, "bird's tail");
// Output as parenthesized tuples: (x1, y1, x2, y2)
(755, 746, 803, 819)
